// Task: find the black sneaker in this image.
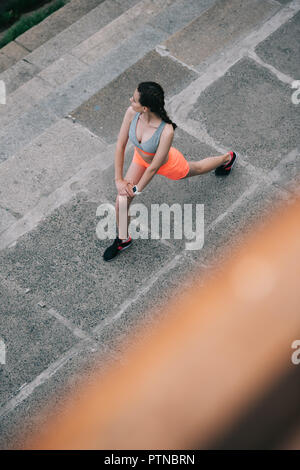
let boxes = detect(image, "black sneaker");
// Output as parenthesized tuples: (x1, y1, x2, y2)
(215, 151, 238, 176)
(103, 236, 132, 262)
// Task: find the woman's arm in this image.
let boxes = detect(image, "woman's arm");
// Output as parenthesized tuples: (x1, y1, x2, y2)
(114, 106, 135, 181)
(134, 125, 174, 193)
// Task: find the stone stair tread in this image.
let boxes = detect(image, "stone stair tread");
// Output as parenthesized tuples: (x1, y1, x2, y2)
(0, 0, 141, 87)
(72, 0, 176, 65)
(0, 0, 299, 451)
(0, 0, 209, 127)
(0, 0, 106, 68)
(163, 0, 279, 69)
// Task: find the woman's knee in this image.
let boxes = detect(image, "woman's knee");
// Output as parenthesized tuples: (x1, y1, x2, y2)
(183, 161, 201, 178)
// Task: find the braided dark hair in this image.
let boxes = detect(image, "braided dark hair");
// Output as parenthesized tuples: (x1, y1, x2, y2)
(137, 82, 177, 130)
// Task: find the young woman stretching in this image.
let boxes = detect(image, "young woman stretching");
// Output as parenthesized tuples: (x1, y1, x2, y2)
(103, 82, 237, 261)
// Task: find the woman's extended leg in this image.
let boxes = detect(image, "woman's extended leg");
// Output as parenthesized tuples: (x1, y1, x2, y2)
(116, 160, 146, 239)
(182, 152, 232, 178)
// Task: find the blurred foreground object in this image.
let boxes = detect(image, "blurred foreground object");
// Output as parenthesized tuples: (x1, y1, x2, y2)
(24, 193, 300, 450)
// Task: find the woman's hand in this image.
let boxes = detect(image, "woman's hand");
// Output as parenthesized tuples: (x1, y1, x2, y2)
(115, 179, 135, 197)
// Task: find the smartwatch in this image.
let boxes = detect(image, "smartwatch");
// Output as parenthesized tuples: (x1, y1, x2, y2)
(132, 185, 142, 195)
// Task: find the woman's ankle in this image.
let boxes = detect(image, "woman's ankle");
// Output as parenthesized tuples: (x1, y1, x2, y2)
(224, 152, 231, 164)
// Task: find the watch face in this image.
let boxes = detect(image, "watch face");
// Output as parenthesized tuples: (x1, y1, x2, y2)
(133, 186, 137, 192)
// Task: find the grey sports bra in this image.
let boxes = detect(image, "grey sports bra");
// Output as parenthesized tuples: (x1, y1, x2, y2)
(129, 112, 166, 154)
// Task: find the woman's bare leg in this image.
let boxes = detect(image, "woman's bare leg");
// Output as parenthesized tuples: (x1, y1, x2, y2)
(183, 152, 232, 178)
(116, 195, 133, 239)
(115, 160, 146, 239)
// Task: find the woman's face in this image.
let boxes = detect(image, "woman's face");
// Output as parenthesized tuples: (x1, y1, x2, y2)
(130, 89, 144, 112)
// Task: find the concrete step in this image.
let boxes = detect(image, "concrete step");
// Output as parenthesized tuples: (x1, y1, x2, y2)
(162, 0, 280, 71)
(0, 118, 292, 437)
(0, 0, 212, 124)
(0, 0, 176, 127)
(0, 0, 216, 163)
(71, 0, 177, 66)
(1, 0, 282, 136)
(0, 0, 141, 94)
(0, 0, 299, 448)
(0, 0, 209, 237)
(0, 119, 107, 233)
(0, 0, 106, 73)
(0, 42, 199, 235)
(1, 0, 297, 231)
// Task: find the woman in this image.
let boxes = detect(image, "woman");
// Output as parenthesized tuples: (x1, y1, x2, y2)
(103, 81, 237, 261)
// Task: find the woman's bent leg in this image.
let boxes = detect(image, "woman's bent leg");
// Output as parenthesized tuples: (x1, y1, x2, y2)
(116, 194, 134, 239)
(115, 158, 147, 239)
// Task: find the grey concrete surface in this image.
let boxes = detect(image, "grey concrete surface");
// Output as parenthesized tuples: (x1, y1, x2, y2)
(0, 191, 176, 332)
(0, 60, 41, 95)
(0, 337, 105, 449)
(1, 200, 173, 330)
(270, 149, 300, 194)
(0, 0, 108, 75)
(0, 209, 17, 235)
(0, 41, 29, 63)
(0, 0, 140, 90)
(0, 278, 78, 405)
(72, 0, 176, 65)
(0, 77, 54, 129)
(189, 57, 300, 171)
(0, 143, 117, 251)
(87, 127, 258, 253)
(0, 103, 58, 164)
(148, 0, 216, 34)
(0, 0, 300, 450)
(2, 1, 106, 61)
(187, 182, 294, 267)
(0, 24, 171, 162)
(0, 119, 106, 215)
(0, 53, 14, 73)
(0, 0, 188, 129)
(0, 0, 216, 147)
(255, 10, 300, 78)
(71, 50, 197, 143)
(37, 53, 88, 88)
(164, 0, 279, 68)
(24, 0, 141, 70)
(0, 241, 207, 449)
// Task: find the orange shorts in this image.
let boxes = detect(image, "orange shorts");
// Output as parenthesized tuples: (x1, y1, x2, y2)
(132, 146, 190, 180)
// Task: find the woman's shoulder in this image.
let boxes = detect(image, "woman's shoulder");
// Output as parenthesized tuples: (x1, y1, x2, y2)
(159, 123, 174, 147)
(125, 106, 138, 123)
(162, 122, 174, 137)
